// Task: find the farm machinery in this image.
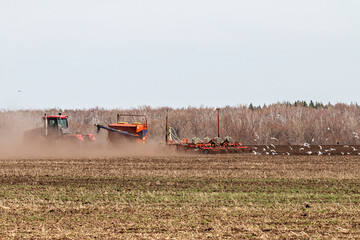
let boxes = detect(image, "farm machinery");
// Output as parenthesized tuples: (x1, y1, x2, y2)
(165, 109, 249, 154)
(95, 114, 148, 144)
(23, 113, 95, 145)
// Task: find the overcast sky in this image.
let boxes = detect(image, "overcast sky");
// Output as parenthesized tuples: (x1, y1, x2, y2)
(0, 0, 359, 110)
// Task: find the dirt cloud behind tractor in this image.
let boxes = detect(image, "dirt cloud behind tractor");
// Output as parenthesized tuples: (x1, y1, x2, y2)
(0, 135, 170, 160)
(0, 112, 166, 159)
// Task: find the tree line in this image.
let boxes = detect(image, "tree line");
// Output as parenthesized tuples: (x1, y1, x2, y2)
(1, 102, 359, 145)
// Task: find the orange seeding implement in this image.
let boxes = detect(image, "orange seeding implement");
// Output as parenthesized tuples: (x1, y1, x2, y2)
(96, 114, 148, 144)
(165, 110, 249, 154)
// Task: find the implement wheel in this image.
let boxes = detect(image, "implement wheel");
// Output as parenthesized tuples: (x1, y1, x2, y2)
(203, 149, 209, 154)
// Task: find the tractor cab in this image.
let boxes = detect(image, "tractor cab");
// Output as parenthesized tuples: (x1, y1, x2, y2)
(43, 114, 70, 135)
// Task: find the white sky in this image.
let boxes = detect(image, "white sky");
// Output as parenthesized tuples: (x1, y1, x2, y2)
(0, 0, 359, 109)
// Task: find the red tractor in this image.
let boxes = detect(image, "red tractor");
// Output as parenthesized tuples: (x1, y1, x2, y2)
(24, 113, 95, 145)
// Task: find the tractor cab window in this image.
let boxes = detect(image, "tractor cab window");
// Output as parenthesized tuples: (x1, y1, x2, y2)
(47, 119, 56, 127)
(58, 118, 68, 129)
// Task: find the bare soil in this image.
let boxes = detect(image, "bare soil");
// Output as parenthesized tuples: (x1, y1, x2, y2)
(0, 154, 359, 239)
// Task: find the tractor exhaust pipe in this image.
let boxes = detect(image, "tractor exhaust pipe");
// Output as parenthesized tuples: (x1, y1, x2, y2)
(44, 113, 48, 136)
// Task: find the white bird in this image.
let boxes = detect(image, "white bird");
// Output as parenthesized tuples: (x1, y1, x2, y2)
(307, 151, 312, 155)
(300, 148, 304, 151)
(330, 148, 336, 151)
(319, 145, 322, 150)
(351, 146, 358, 151)
(327, 127, 331, 131)
(270, 137, 278, 141)
(266, 145, 269, 149)
(304, 143, 310, 148)
(326, 138, 330, 141)
(286, 152, 290, 155)
(318, 151, 323, 155)
(270, 144, 276, 149)
(254, 147, 258, 150)
(311, 138, 315, 142)
(254, 133, 260, 139)
(341, 152, 344, 155)
(289, 146, 293, 150)
(344, 145, 349, 148)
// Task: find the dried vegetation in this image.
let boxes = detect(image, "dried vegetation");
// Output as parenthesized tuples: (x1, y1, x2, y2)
(0, 154, 359, 239)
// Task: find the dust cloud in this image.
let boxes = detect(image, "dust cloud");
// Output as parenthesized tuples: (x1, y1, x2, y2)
(0, 120, 174, 160)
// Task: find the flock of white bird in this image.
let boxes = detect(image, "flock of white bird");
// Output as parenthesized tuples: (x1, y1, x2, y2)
(252, 130, 360, 156)
(252, 142, 360, 156)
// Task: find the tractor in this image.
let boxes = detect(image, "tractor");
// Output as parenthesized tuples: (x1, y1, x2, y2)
(23, 113, 95, 145)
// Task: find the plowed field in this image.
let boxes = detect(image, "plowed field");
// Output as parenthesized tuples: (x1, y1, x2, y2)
(0, 154, 359, 239)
